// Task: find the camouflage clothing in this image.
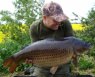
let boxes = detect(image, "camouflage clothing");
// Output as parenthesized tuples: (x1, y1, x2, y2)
(42, 1, 68, 22)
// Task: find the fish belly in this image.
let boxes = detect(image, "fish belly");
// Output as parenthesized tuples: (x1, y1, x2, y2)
(26, 49, 73, 67)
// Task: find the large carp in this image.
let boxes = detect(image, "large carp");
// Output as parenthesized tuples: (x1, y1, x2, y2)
(3, 37, 91, 73)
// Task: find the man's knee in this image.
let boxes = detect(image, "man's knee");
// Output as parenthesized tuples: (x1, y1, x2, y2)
(24, 67, 51, 77)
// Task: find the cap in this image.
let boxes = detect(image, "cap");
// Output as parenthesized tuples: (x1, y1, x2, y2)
(42, 1, 68, 22)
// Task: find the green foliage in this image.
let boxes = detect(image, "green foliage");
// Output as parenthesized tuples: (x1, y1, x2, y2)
(0, 24, 31, 73)
(87, 7, 95, 25)
(74, 25, 95, 70)
(0, 0, 95, 75)
(0, 10, 22, 26)
(79, 55, 95, 70)
(0, 0, 44, 74)
(0, 24, 30, 45)
(13, 0, 44, 26)
(0, 39, 20, 73)
(0, 0, 44, 26)
(0, 11, 14, 25)
(73, 6, 95, 72)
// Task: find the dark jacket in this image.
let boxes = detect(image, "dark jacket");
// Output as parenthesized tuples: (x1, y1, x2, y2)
(30, 19, 73, 42)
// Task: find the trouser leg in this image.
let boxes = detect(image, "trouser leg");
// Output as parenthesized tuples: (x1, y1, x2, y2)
(53, 63, 71, 77)
(31, 67, 51, 77)
(24, 63, 71, 77)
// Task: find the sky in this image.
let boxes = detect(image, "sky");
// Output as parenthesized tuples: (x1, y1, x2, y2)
(0, 0, 95, 20)
(0, 0, 15, 13)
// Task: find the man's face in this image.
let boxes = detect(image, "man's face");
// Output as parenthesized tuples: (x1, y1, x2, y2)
(43, 16, 61, 30)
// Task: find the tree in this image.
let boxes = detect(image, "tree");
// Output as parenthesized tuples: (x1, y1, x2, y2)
(13, 0, 44, 26)
(76, 6, 95, 57)
(0, 0, 44, 73)
(0, 0, 44, 26)
(87, 7, 95, 25)
(0, 11, 14, 24)
(0, 0, 44, 45)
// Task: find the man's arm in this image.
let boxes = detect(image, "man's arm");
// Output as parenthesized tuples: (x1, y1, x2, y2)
(29, 22, 40, 42)
(63, 20, 74, 37)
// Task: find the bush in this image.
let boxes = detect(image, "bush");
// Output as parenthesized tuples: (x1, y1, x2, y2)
(0, 39, 21, 73)
(79, 55, 95, 70)
(74, 24, 95, 71)
(0, 24, 31, 73)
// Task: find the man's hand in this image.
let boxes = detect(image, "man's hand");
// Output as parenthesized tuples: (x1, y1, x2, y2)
(50, 66, 58, 75)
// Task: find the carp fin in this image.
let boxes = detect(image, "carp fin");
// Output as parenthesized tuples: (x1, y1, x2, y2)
(3, 56, 18, 73)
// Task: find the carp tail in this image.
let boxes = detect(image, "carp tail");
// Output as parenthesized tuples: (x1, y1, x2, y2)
(3, 56, 18, 73)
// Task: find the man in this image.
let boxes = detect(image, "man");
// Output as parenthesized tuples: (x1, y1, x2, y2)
(25, 1, 92, 77)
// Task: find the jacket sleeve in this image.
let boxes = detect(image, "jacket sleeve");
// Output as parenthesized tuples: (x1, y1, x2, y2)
(63, 20, 74, 37)
(29, 22, 40, 42)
